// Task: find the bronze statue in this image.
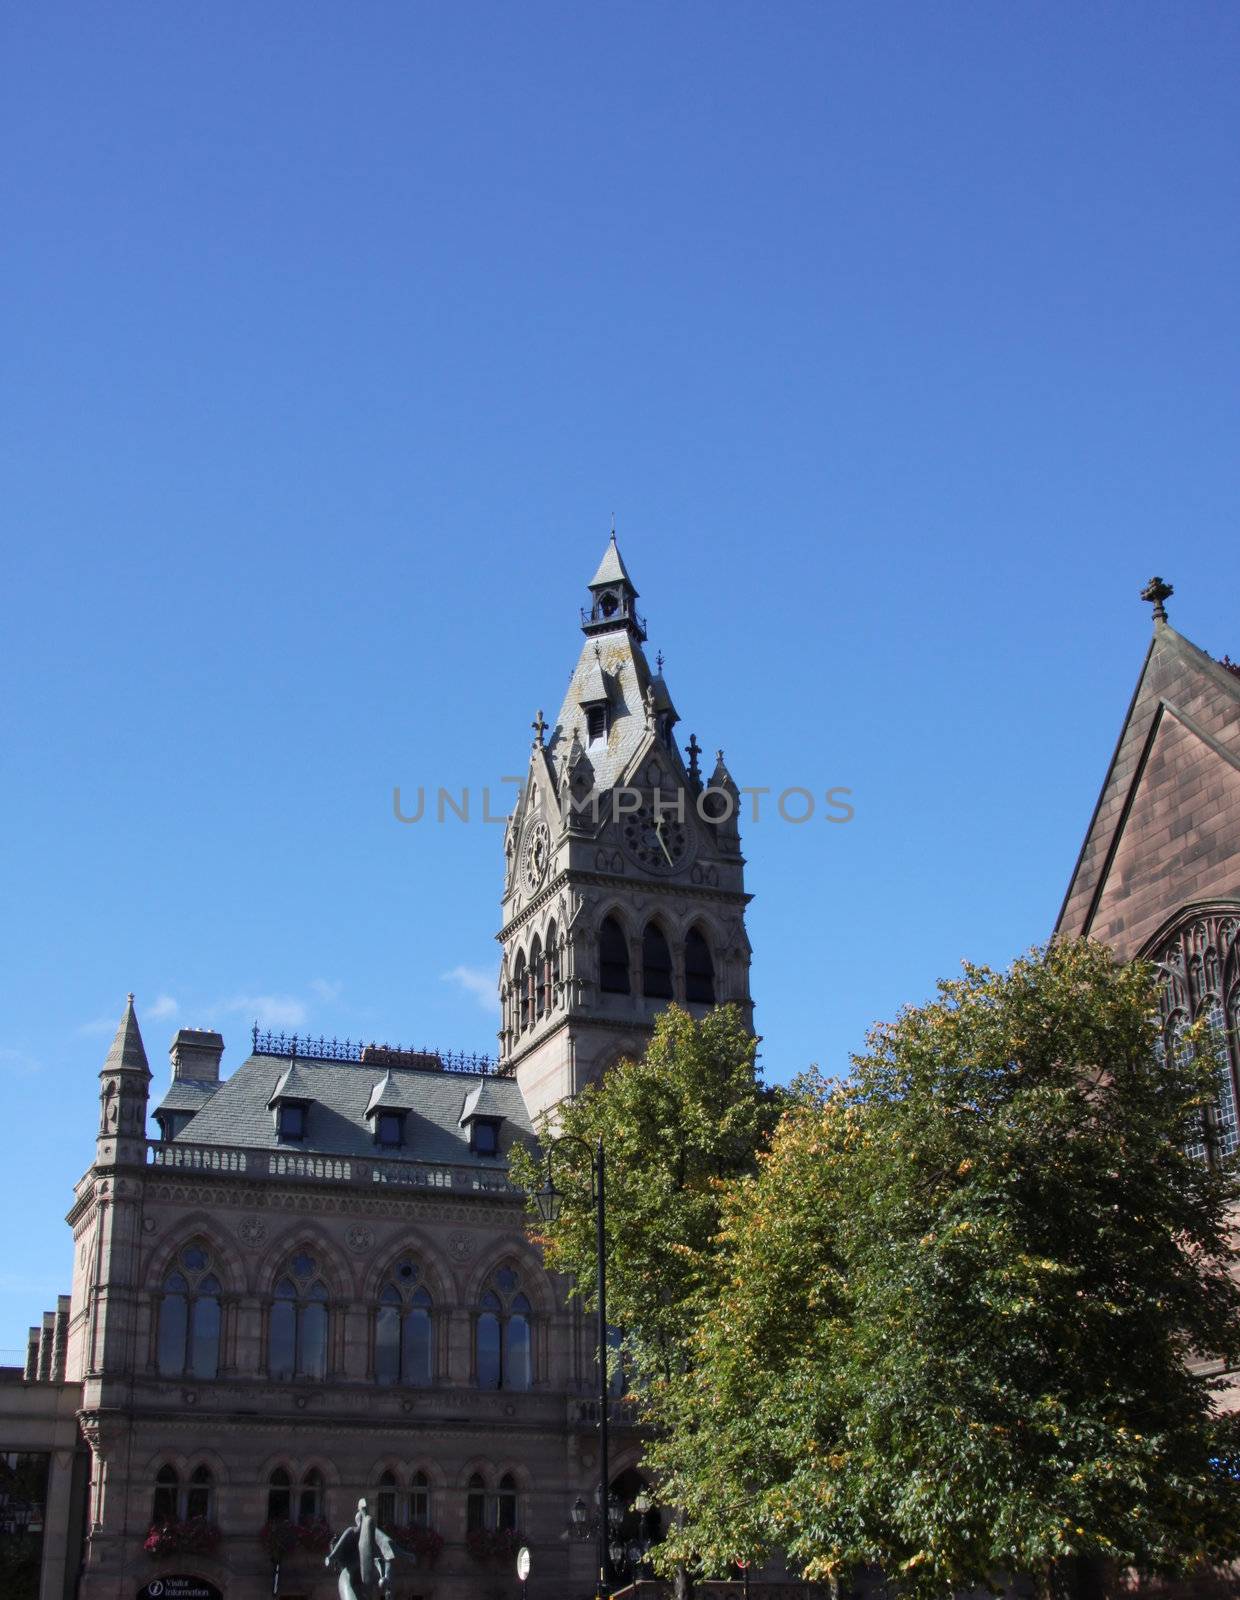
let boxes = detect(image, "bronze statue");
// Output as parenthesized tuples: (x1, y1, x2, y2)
(326, 1498, 399, 1600)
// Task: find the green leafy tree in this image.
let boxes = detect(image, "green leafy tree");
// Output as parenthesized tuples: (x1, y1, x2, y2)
(509, 1003, 780, 1592)
(650, 940, 1240, 1600)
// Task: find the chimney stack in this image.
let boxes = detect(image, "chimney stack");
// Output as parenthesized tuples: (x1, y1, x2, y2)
(170, 1029, 224, 1084)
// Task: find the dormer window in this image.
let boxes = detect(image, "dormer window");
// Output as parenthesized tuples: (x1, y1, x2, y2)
(470, 1118, 500, 1156)
(277, 1102, 305, 1141)
(586, 705, 608, 743)
(376, 1111, 405, 1148)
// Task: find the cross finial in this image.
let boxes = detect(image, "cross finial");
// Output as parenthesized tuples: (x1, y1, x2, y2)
(686, 732, 701, 782)
(1141, 576, 1173, 622)
(532, 709, 547, 748)
(655, 649, 664, 674)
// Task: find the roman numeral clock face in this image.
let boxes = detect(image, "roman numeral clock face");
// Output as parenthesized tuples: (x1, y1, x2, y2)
(622, 799, 690, 874)
(520, 817, 551, 893)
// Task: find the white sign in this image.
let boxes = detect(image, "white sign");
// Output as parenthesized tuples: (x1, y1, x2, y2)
(516, 1545, 532, 1582)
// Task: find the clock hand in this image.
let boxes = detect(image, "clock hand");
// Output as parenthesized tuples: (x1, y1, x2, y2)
(653, 815, 675, 866)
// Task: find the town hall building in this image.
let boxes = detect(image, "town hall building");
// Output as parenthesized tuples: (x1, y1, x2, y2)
(3, 559, 1237, 1600)
(5, 535, 755, 1600)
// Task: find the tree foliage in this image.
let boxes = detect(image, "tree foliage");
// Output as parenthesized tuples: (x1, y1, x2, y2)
(510, 1003, 780, 1390)
(649, 940, 1240, 1598)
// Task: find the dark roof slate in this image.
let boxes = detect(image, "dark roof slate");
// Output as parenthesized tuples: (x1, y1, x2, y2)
(172, 1053, 533, 1166)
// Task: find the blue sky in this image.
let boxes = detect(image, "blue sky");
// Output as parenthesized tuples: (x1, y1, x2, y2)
(2, 3, 1238, 1351)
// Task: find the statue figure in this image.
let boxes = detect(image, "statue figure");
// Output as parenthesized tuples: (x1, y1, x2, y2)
(326, 1497, 400, 1600)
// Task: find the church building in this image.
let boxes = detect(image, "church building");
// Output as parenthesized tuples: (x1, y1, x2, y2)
(5, 536, 754, 1600)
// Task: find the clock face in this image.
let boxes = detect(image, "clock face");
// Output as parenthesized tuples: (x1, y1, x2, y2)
(521, 818, 551, 893)
(621, 800, 690, 875)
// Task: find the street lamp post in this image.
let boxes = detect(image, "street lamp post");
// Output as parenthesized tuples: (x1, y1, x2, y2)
(534, 1135, 613, 1600)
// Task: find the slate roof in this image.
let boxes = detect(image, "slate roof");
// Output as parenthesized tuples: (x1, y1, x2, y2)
(589, 532, 635, 591)
(169, 1052, 534, 1166)
(547, 629, 657, 793)
(155, 1079, 219, 1115)
(459, 1078, 506, 1124)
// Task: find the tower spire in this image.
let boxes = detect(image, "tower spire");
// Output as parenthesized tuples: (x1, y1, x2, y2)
(582, 530, 645, 641)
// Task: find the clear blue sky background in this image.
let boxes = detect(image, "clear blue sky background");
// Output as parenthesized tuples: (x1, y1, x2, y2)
(2, 3, 1238, 1352)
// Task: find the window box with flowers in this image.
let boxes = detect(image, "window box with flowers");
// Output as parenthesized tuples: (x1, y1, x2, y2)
(144, 1518, 222, 1558)
(258, 1517, 332, 1561)
(390, 1525, 444, 1567)
(466, 1527, 522, 1566)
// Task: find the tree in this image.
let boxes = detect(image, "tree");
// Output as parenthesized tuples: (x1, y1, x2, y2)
(509, 1003, 780, 1592)
(650, 940, 1240, 1599)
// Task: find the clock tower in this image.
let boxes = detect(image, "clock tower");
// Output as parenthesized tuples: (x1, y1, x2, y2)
(498, 532, 754, 1124)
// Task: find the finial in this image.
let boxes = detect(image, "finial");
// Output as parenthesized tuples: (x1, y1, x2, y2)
(611, 512, 616, 538)
(716, 748, 724, 765)
(644, 683, 657, 730)
(532, 709, 547, 748)
(126, 992, 135, 1005)
(655, 649, 664, 674)
(1141, 576, 1173, 622)
(687, 732, 701, 782)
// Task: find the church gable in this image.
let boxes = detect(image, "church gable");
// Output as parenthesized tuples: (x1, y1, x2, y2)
(1057, 613, 1240, 961)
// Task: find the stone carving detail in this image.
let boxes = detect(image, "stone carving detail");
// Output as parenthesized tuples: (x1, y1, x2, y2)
(346, 1223, 373, 1253)
(447, 1230, 474, 1262)
(238, 1217, 267, 1247)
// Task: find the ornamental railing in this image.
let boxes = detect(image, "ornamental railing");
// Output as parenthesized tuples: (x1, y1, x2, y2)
(251, 1027, 498, 1076)
(146, 1139, 520, 1196)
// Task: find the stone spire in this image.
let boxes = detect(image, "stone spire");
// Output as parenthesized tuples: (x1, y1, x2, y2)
(96, 995, 152, 1169)
(588, 530, 635, 591)
(101, 994, 150, 1080)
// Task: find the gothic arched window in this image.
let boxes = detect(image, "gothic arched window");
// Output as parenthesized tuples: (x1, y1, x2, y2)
(410, 1469, 431, 1527)
(1150, 908, 1240, 1166)
(153, 1464, 178, 1523)
(531, 936, 545, 1020)
(515, 952, 529, 1034)
(600, 916, 630, 995)
(544, 920, 559, 1013)
(642, 922, 674, 1000)
(186, 1464, 213, 1521)
(157, 1243, 221, 1379)
(269, 1252, 329, 1380)
(375, 1259, 433, 1386)
(466, 1472, 487, 1533)
(267, 1467, 292, 1522)
(298, 1468, 323, 1522)
(475, 1265, 533, 1391)
(497, 1472, 519, 1531)
(684, 927, 715, 1004)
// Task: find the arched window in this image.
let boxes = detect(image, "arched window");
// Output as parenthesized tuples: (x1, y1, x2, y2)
(409, 1469, 431, 1528)
(466, 1472, 487, 1534)
(544, 920, 559, 1014)
(642, 922, 674, 1000)
(515, 952, 529, 1034)
(185, 1464, 213, 1521)
(531, 936, 544, 1020)
(1152, 911, 1240, 1165)
(269, 1253, 329, 1379)
(376, 1470, 399, 1529)
(374, 1259, 433, 1386)
(475, 1265, 533, 1391)
(152, 1463, 213, 1524)
(267, 1467, 292, 1522)
(600, 916, 630, 995)
(157, 1243, 221, 1379)
(497, 1472, 518, 1532)
(684, 927, 715, 1004)
(153, 1464, 179, 1523)
(299, 1468, 323, 1522)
